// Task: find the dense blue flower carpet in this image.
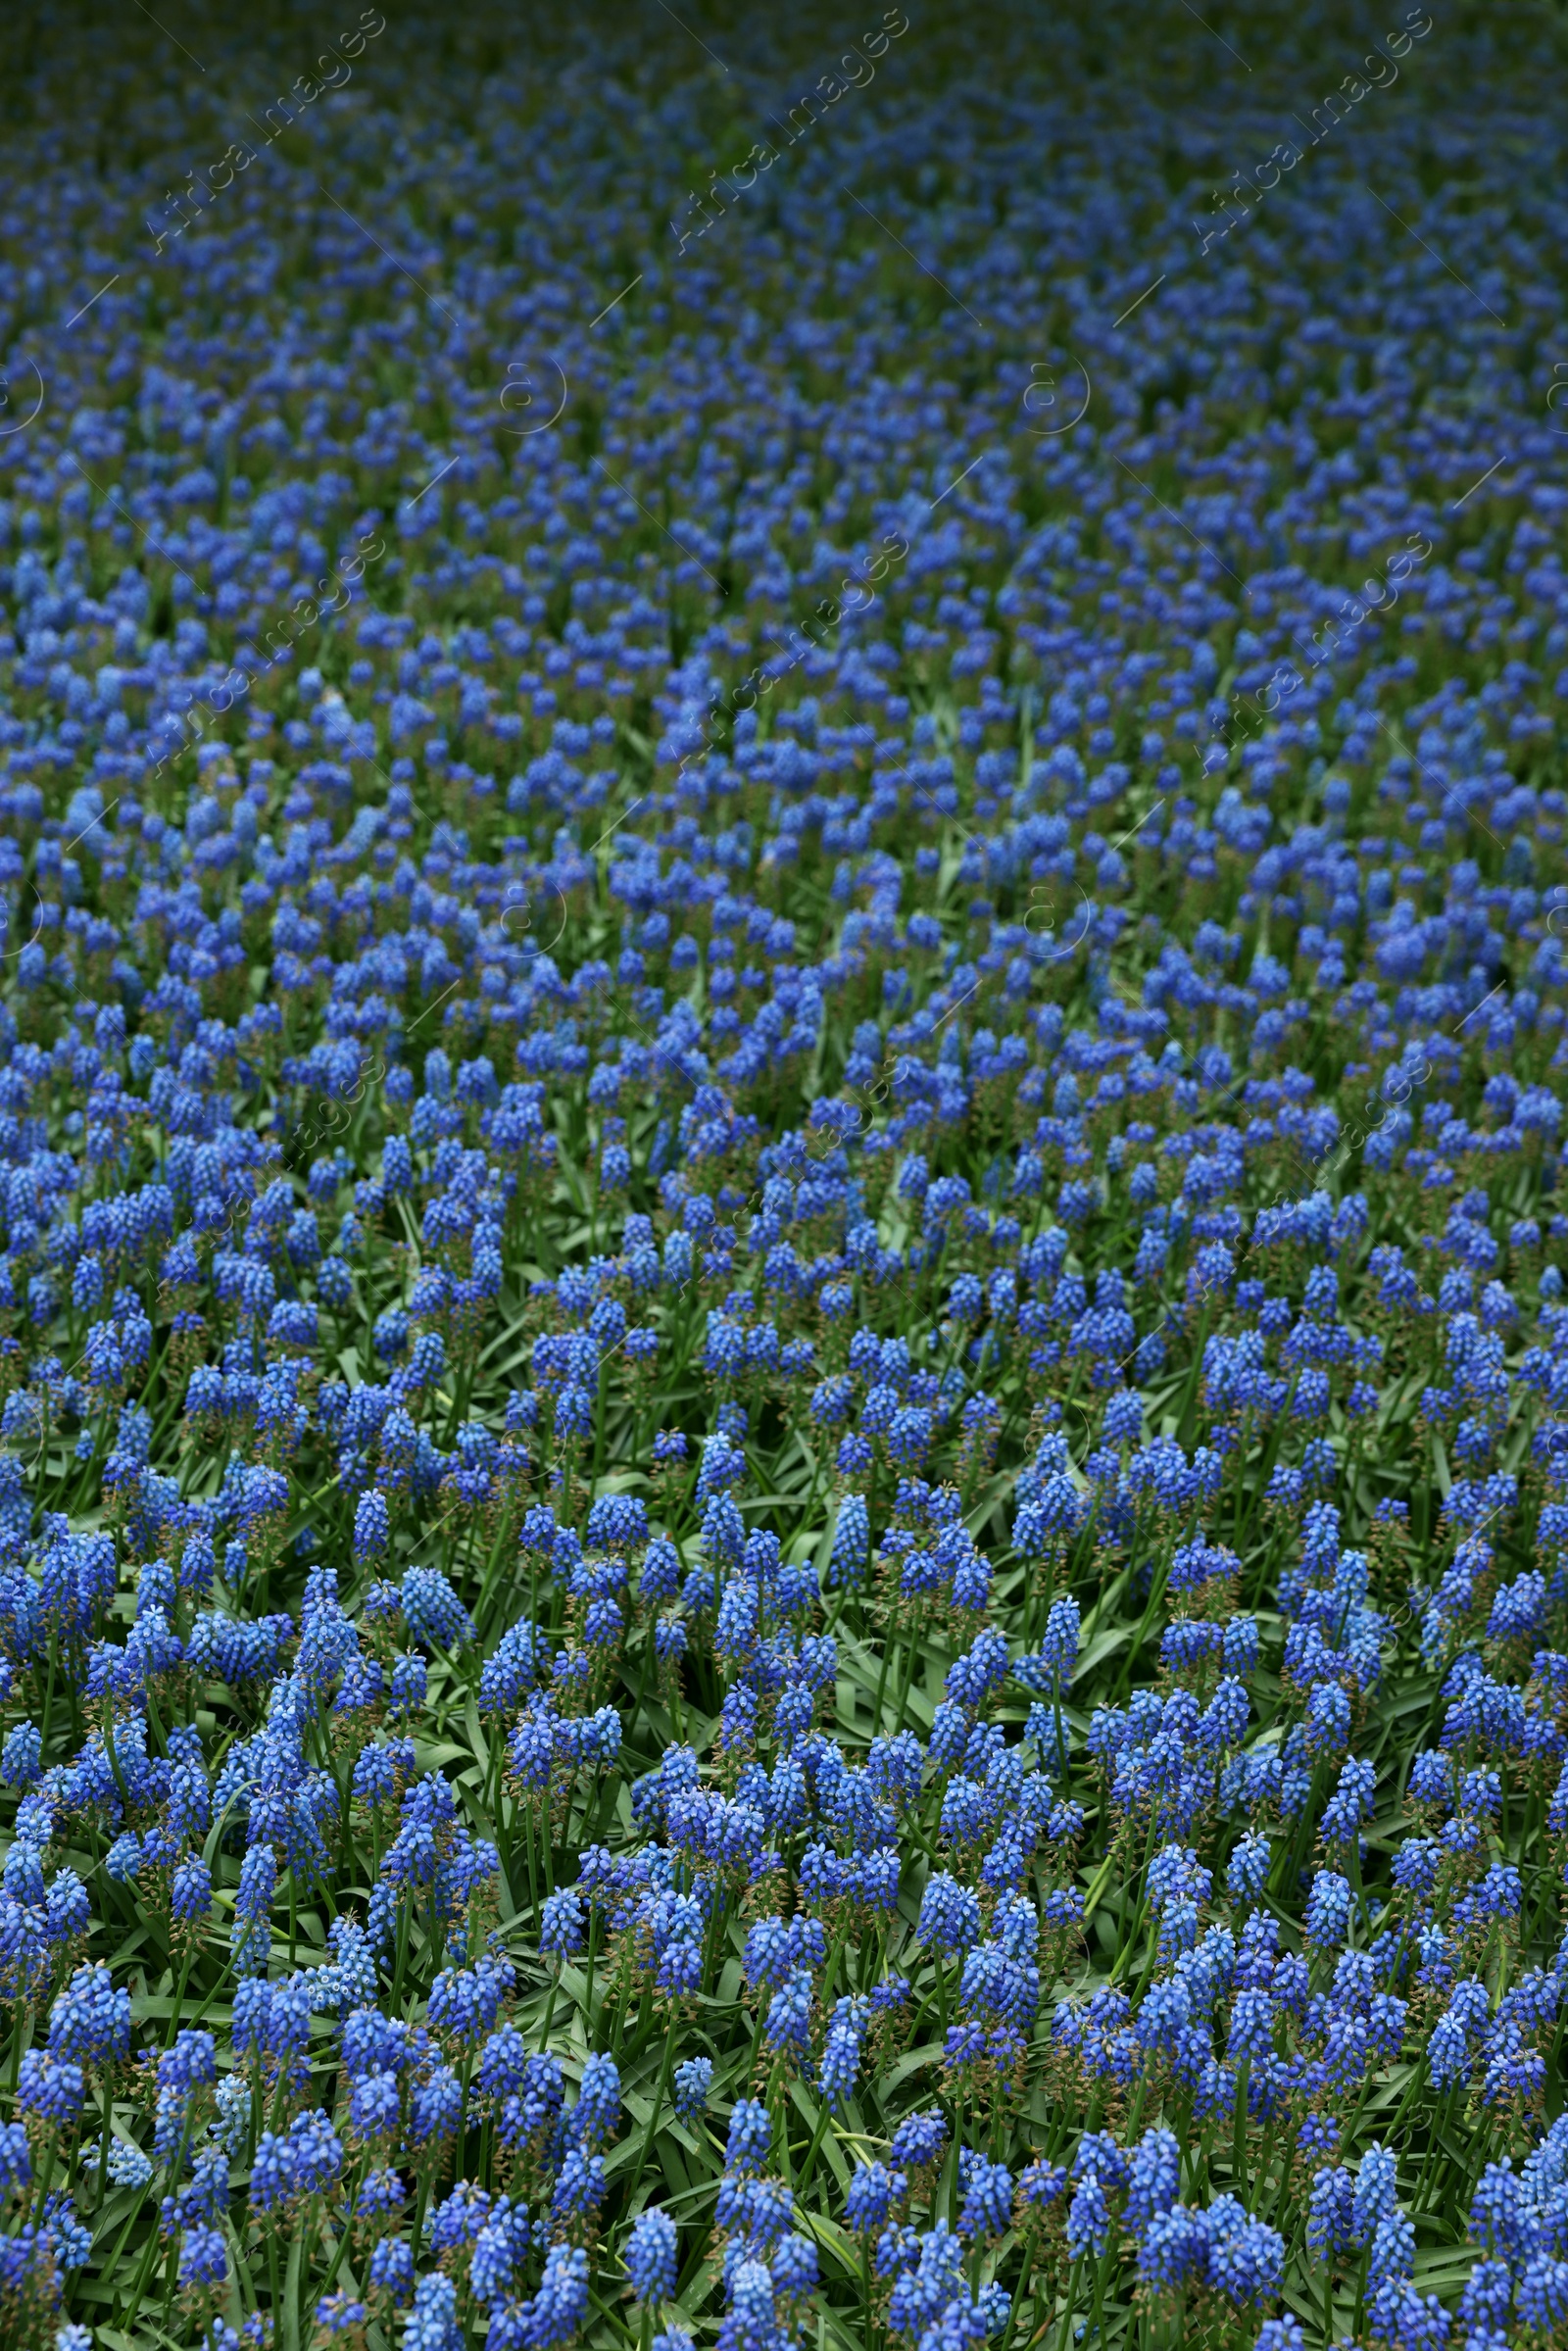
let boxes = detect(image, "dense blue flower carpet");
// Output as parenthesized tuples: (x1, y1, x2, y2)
(2, 0, 1568, 2344)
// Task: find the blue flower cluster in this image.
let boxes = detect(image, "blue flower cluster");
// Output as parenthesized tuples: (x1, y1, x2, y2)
(1, 2, 1567, 2346)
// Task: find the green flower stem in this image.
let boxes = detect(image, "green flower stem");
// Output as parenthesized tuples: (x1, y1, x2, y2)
(624, 2022, 680, 2214)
